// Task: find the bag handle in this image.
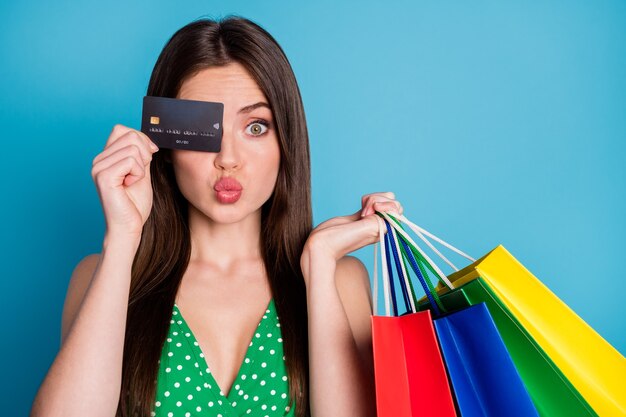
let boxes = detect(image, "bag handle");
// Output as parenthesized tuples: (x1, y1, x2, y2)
(378, 212, 477, 290)
(374, 214, 447, 316)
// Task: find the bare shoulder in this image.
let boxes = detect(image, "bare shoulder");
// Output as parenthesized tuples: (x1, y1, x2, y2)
(61, 253, 101, 345)
(335, 255, 372, 307)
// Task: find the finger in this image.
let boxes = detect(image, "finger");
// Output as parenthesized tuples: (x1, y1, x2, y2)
(95, 131, 154, 167)
(361, 191, 396, 206)
(105, 124, 159, 153)
(94, 154, 145, 189)
(362, 200, 402, 218)
(92, 146, 148, 181)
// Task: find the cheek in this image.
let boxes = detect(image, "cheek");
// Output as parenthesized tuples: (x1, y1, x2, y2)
(170, 155, 209, 197)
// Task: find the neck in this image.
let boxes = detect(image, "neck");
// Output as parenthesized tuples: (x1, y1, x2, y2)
(187, 204, 263, 270)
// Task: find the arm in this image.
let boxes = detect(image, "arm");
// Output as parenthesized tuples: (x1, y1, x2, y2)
(303, 251, 376, 417)
(301, 191, 403, 416)
(30, 234, 140, 417)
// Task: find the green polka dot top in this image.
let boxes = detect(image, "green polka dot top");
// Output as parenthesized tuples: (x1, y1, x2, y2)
(152, 298, 296, 417)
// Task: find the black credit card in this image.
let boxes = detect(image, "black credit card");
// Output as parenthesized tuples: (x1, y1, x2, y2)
(141, 95, 224, 152)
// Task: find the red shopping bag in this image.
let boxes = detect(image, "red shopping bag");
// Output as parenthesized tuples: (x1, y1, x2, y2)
(371, 216, 457, 417)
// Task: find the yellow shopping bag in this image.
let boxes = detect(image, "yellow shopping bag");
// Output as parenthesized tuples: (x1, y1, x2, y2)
(380, 213, 626, 417)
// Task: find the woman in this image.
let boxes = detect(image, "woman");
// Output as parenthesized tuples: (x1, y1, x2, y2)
(31, 16, 402, 417)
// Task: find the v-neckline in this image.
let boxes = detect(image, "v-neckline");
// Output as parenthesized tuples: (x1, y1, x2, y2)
(172, 298, 274, 401)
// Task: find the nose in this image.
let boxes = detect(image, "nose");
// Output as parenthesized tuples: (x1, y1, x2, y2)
(213, 124, 241, 172)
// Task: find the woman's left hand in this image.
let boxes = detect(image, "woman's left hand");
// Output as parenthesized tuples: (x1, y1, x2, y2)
(300, 191, 403, 284)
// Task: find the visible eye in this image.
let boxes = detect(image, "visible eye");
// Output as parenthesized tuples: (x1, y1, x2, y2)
(245, 119, 270, 137)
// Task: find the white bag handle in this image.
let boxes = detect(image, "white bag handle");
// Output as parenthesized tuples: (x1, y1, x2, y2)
(378, 212, 477, 290)
(373, 215, 392, 316)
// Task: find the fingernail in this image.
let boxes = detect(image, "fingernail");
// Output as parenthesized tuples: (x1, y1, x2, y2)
(150, 142, 159, 152)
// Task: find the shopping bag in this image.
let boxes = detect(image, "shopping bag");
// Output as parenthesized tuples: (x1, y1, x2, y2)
(370, 216, 457, 417)
(381, 211, 626, 417)
(386, 220, 539, 417)
(418, 278, 598, 417)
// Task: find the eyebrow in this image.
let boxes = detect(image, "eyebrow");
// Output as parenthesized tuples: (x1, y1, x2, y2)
(237, 101, 271, 114)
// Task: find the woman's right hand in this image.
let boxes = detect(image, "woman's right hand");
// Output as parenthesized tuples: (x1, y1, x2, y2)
(91, 124, 160, 240)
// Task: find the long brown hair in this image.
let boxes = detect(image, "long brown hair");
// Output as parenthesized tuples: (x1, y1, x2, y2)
(116, 15, 312, 417)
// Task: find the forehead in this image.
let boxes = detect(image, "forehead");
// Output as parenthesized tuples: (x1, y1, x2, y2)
(176, 62, 268, 107)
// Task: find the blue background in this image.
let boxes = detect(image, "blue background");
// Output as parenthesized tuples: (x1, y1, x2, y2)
(1, 1, 624, 414)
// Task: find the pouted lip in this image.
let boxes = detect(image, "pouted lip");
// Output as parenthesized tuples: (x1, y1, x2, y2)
(214, 176, 243, 192)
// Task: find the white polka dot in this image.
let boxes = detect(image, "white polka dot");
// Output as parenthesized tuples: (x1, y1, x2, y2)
(165, 367, 171, 373)
(176, 401, 182, 407)
(173, 311, 178, 315)
(199, 353, 204, 358)
(282, 376, 288, 381)
(167, 338, 172, 342)
(177, 365, 183, 370)
(253, 396, 259, 401)
(196, 406, 201, 412)
(232, 402, 237, 407)
(247, 410, 252, 414)
(261, 362, 267, 368)
(276, 323, 280, 327)
(204, 382, 210, 388)
(164, 391, 170, 397)
(241, 374, 247, 380)
(271, 372, 276, 378)
(176, 342, 182, 347)
(278, 337, 283, 342)
(281, 393, 287, 399)
(155, 401, 161, 407)
(150, 412, 156, 417)
(218, 400, 223, 405)
(244, 394, 249, 399)
(174, 382, 180, 388)
(262, 404, 267, 410)
(173, 331, 178, 335)
(272, 405, 277, 411)
(259, 346, 264, 351)
(196, 386, 201, 391)
(286, 406, 291, 411)
(185, 413, 190, 417)
(167, 352, 173, 357)
(167, 412, 173, 417)
(255, 333, 261, 338)
(177, 320, 182, 325)
(270, 349, 275, 355)
(271, 389, 276, 395)
(185, 332, 191, 337)
(185, 376, 191, 382)
(187, 394, 193, 400)
(194, 341, 199, 346)
(170, 320, 174, 324)
(245, 358, 251, 363)
(185, 355, 191, 360)
(238, 389, 244, 395)
(252, 374, 257, 379)
(267, 333, 272, 337)
(260, 380, 266, 386)
(208, 401, 214, 407)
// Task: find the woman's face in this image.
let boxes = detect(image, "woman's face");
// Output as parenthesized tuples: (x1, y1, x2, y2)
(170, 62, 280, 224)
